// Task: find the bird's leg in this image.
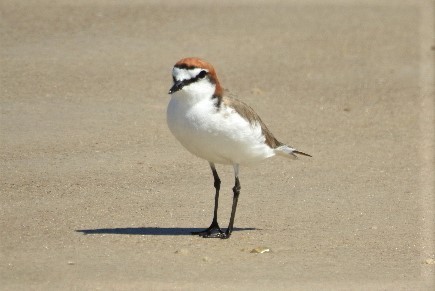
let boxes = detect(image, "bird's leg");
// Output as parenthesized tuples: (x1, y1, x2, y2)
(221, 164, 241, 239)
(192, 163, 225, 238)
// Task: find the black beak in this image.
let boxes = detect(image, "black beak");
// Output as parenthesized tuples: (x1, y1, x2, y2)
(168, 80, 184, 94)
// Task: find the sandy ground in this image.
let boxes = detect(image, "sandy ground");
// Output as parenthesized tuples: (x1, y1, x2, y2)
(1, 0, 434, 290)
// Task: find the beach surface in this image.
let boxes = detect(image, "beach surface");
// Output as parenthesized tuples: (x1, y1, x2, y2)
(1, 0, 434, 289)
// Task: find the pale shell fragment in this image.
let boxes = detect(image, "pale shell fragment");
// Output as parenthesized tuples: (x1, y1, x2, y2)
(250, 247, 270, 254)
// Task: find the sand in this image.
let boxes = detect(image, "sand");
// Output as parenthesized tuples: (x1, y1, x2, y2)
(1, 0, 434, 290)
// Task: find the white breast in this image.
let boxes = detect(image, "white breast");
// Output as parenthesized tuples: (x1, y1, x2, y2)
(167, 95, 275, 165)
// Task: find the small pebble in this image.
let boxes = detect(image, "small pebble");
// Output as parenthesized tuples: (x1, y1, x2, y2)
(67, 261, 75, 265)
(425, 258, 435, 265)
(202, 256, 210, 262)
(175, 249, 189, 255)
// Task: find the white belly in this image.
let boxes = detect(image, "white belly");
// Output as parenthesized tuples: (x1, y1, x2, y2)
(167, 96, 275, 165)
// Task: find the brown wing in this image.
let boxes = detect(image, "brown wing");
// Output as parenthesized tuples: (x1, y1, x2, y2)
(222, 96, 282, 149)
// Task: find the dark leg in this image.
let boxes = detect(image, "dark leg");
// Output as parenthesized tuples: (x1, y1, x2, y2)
(225, 176, 240, 238)
(221, 164, 241, 239)
(191, 163, 225, 238)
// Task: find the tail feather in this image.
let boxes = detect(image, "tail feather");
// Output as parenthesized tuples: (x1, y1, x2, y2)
(292, 150, 312, 157)
(274, 145, 312, 159)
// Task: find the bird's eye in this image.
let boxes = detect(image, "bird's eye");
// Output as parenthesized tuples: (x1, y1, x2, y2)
(198, 70, 207, 79)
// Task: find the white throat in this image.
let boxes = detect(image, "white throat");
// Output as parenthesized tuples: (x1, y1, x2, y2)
(171, 68, 216, 105)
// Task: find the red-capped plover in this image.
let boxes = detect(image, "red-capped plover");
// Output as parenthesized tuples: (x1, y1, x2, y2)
(167, 57, 311, 239)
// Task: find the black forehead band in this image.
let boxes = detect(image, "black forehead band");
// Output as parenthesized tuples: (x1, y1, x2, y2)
(174, 64, 199, 70)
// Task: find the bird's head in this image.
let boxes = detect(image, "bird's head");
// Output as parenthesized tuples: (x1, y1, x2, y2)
(169, 57, 223, 99)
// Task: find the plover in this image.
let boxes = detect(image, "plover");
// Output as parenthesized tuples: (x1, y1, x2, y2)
(167, 57, 311, 239)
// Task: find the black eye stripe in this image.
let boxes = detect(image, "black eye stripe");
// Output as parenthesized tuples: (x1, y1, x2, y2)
(175, 70, 208, 88)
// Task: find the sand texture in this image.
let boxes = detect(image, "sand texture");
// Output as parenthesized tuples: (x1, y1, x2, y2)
(1, 0, 434, 290)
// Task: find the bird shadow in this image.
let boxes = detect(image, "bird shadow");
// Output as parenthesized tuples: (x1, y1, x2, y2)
(75, 227, 257, 236)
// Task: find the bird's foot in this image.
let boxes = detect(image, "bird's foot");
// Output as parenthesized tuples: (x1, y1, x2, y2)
(192, 221, 229, 239)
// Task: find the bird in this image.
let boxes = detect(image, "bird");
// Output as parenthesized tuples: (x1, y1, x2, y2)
(166, 57, 311, 239)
